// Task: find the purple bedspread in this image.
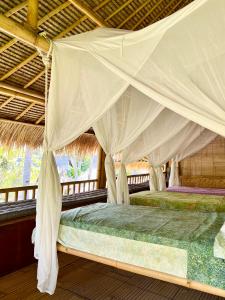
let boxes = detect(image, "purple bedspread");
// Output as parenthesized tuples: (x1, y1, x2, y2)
(167, 186, 225, 196)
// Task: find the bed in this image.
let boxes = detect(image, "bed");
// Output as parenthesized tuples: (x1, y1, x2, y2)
(167, 186, 225, 196)
(129, 191, 225, 212)
(57, 203, 225, 297)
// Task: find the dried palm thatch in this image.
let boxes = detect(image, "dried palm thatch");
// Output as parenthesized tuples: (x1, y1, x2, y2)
(114, 160, 150, 170)
(0, 119, 99, 155)
(0, 0, 193, 154)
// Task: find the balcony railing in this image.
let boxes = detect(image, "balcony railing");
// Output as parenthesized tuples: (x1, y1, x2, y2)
(0, 173, 149, 203)
(127, 173, 149, 184)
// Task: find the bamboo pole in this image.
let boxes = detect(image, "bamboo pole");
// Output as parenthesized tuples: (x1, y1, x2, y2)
(35, 114, 45, 125)
(58, 244, 225, 298)
(0, 52, 38, 81)
(0, 14, 49, 52)
(0, 96, 14, 109)
(24, 69, 45, 89)
(0, 82, 44, 100)
(15, 103, 35, 120)
(69, 0, 109, 27)
(0, 87, 44, 106)
(4, 1, 27, 18)
(27, 0, 39, 30)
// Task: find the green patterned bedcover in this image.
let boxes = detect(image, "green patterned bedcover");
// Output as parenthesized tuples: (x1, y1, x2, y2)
(130, 191, 225, 212)
(60, 203, 225, 290)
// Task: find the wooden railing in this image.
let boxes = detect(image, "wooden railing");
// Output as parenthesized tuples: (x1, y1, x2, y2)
(0, 173, 149, 203)
(0, 179, 98, 203)
(127, 173, 149, 184)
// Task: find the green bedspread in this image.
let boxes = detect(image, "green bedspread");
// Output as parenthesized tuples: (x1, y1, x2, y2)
(60, 203, 225, 290)
(130, 191, 225, 212)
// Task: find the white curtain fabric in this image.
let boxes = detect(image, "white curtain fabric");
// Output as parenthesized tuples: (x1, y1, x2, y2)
(35, 0, 225, 294)
(148, 165, 166, 192)
(93, 86, 163, 203)
(169, 159, 180, 187)
(116, 109, 189, 201)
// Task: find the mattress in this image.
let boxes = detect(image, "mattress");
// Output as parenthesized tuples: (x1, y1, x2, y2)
(58, 203, 225, 290)
(167, 186, 225, 196)
(130, 191, 225, 212)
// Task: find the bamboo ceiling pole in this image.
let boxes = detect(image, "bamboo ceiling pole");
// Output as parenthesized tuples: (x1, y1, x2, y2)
(0, 14, 49, 52)
(27, 0, 39, 30)
(69, 0, 109, 27)
(0, 87, 44, 106)
(0, 82, 44, 100)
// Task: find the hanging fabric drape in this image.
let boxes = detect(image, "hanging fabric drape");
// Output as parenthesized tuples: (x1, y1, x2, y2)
(169, 159, 180, 187)
(35, 0, 225, 294)
(116, 161, 129, 204)
(115, 109, 189, 200)
(148, 164, 166, 192)
(93, 86, 163, 203)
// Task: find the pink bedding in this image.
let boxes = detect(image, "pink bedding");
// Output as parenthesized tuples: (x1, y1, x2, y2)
(167, 186, 225, 196)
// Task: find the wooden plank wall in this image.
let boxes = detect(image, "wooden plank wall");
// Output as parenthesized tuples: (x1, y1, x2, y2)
(180, 136, 225, 188)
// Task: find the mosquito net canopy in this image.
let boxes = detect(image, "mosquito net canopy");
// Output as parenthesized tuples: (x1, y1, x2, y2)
(34, 0, 225, 294)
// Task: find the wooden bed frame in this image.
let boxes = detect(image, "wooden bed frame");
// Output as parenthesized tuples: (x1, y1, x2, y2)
(58, 244, 225, 298)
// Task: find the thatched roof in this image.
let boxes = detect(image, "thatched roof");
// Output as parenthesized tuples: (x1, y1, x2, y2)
(0, 0, 193, 153)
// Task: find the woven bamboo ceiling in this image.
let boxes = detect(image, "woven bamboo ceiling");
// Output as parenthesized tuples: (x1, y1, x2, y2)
(0, 0, 193, 150)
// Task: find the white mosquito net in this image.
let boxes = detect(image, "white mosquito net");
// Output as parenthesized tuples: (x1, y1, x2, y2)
(34, 0, 225, 294)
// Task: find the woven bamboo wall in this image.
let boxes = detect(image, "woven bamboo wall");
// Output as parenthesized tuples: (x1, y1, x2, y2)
(180, 136, 225, 188)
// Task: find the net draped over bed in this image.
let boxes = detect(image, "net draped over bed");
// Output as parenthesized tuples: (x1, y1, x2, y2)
(34, 0, 225, 294)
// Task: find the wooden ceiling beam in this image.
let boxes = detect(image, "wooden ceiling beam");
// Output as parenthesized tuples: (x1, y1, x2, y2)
(0, 14, 49, 52)
(68, 0, 108, 27)
(27, 0, 39, 30)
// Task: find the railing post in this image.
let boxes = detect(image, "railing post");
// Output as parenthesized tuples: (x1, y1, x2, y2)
(97, 146, 106, 189)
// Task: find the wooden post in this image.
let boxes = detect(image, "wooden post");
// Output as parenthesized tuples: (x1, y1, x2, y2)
(97, 146, 106, 189)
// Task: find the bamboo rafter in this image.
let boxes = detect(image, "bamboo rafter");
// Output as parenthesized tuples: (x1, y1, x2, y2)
(0, 96, 14, 109)
(69, 0, 109, 27)
(35, 114, 45, 125)
(15, 103, 35, 120)
(0, 87, 44, 105)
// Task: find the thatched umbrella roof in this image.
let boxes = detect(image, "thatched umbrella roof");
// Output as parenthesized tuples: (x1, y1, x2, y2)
(0, 0, 193, 153)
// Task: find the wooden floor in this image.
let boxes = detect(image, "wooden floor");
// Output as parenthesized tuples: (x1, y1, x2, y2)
(0, 253, 223, 300)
